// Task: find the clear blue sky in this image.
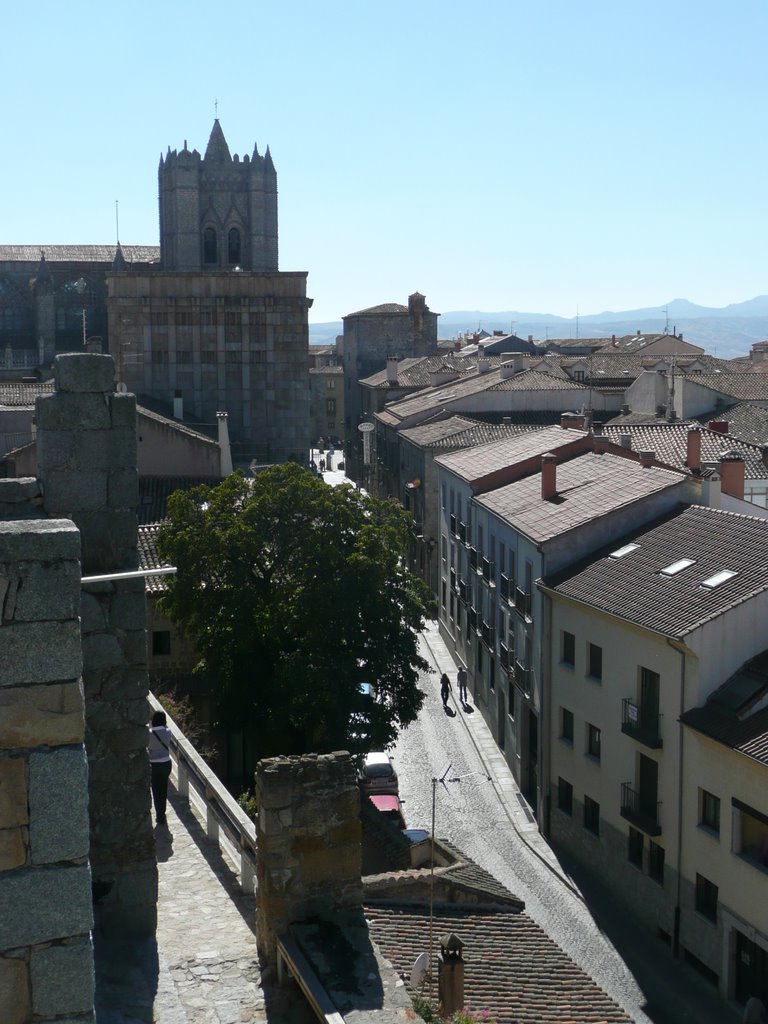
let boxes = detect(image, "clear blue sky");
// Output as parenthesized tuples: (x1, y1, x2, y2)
(4, 0, 766, 323)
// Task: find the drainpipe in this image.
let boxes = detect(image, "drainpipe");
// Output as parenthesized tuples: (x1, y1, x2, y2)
(540, 583, 553, 838)
(667, 636, 687, 959)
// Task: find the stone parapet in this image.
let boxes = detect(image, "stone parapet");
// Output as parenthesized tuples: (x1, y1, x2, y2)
(255, 752, 362, 964)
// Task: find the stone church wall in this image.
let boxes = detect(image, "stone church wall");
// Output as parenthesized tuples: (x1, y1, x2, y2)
(0, 514, 95, 1024)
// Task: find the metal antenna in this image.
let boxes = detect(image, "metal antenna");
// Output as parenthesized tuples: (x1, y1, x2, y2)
(663, 305, 670, 334)
(215, 98, 218, 117)
(115, 200, 119, 245)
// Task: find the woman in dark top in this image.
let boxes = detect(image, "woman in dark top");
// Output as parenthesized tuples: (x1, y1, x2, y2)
(148, 710, 173, 826)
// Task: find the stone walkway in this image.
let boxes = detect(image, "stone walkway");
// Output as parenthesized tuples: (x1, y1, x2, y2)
(95, 783, 314, 1024)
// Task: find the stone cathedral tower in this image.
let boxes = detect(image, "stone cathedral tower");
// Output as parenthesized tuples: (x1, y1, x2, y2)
(108, 121, 311, 465)
(159, 120, 278, 273)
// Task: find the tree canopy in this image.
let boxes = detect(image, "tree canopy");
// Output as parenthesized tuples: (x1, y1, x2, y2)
(157, 465, 430, 758)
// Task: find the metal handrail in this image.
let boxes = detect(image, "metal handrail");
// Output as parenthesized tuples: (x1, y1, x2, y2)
(148, 692, 257, 893)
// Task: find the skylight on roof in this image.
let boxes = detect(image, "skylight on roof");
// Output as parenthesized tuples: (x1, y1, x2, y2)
(661, 558, 696, 577)
(609, 542, 641, 559)
(701, 569, 737, 589)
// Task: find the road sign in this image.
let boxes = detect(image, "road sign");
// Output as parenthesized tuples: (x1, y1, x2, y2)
(358, 422, 374, 433)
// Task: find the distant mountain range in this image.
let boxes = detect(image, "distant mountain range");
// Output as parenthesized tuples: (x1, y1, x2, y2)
(309, 296, 768, 359)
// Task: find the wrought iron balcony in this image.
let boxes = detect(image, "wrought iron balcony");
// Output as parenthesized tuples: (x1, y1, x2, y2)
(457, 577, 467, 602)
(480, 619, 495, 648)
(449, 568, 457, 592)
(459, 521, 468, 545)
(468, 546, 478, 571)
(499, 642, 514, 673)
(481, 557, 495, 586)
(621, 699, 663, 749)
(469, 607, 478, 630)
(513, 587, 532, 619)
(620, 782, 662, 836)
(450, 514, 457, 537)
(514, 659, 531, 697)
(499, 573, 510, 603)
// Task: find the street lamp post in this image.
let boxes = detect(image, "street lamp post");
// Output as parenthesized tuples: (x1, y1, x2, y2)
(74, 278, 88, 348)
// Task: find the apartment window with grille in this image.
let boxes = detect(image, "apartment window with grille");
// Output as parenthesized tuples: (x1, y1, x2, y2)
(695, 874, 718, 922)
(588, 643, 602, 680)
(326, 398, 336, 415)
(699, 789, 720, 836)
(200, 350, 217, 364)
(176, 350, 193, 364)
(584, 795, 600, 836)
(224, 312, 239, 327)
(562, 631, 575, 667)
(560, 707, 574, 744)
(586, 723, 601, 762)
(649, 842, 665, 884)
(151, 349, 168, 364)
(628, 827, 643, 868)
(558, 777, 573, 815)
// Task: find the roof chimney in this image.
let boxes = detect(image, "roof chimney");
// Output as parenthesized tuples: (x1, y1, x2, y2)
(173, 389, 184, 420)
(217, 411, 233, 476)
(454, 340, 462, 352)
(386, 355, 398, 385)
(541, 453, 557, 500)
(477, 357, 491, 374)
(560, 412, 585, 430)
(593, 435, 610, 453)
(686, 427, 702, 473)
(719, 451, 745, 500)
(638, 450, 655, 468)
(619, 433, 632, 449)
(708, 420, 729, 434)
(528, 335, 533, 343)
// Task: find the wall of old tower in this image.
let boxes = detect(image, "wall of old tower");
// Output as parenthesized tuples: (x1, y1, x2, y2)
(37, 353, 157, 936)
(0, 508, 95, 1023)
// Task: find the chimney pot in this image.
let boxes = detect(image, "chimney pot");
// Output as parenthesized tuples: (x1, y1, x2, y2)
(528, 334, 533, 343)
(638, 450, 655, 467)
(708, 420, 729, 434)
(541, 453, 557, 500)
(173, 389, 184, 420)
(386, 354, 398, 385)
(686, 426, 702, 473)
(719, 451, 745, 500)
(619, 433, 632, 449)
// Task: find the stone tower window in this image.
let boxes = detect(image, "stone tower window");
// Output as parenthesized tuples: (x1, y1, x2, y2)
(203, 227, 218, 265)
(228, 228, 241, 265)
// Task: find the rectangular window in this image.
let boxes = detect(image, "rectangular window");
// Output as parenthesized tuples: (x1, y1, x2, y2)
(176, 349, 193, 364)
(201, 349, 217, 364)
(588, 643, 602, 680)
(326, 398, 336, 415)
(649, 841, 665, 884)
(561, 707, 574, 744)
(152, 631, 171, 656)
(699, 790, 720, 835)
(628, 827, 643, 867)
(224, 311, 239, 326)
(733, 798, 768, 867)
(489, 657, 495, 692)
(558, 778, 573, 815)
(584, 795, 600, 836)
(695, 874, 718, 922)
(562, 631, 575, 667)
(587, 723, 601, 761)
(499, 542, 505, 576)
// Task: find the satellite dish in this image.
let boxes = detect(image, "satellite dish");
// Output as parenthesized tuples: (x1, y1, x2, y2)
(409, 952, 429, 989)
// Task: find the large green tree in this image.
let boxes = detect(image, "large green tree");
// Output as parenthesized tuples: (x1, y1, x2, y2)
(157, 465, 429, 758)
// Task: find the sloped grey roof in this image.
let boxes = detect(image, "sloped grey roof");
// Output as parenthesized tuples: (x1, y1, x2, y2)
(601, 423, 768, 479)
(344, 302, 409, 317)
(0, 245, 160, 263)
(692, 403, 768, 447)
(685, 373, 768, 400)
(543, 505, 768, 638)
(436, 424, 586, 482)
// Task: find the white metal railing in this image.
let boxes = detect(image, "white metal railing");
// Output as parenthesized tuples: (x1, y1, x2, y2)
(148, 691, 257, 893)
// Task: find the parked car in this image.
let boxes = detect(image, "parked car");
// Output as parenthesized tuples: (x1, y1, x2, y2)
(359, 751, 398, 796)
(369, 794, 406, 830)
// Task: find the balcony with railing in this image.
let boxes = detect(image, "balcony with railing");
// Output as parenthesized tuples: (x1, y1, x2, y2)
(480, 619, 495, 649)
(450, 513, 457, 537)
(513, 587, 532, 619)
(621, 698, 663, 749)
(620, 782, 662, 836)
(468, 546, 478, 572)
(499, 642, 514, 673)
(458, 577, 467, 602)
(514, 659, 531, 697)
(499, 573, 510, 603)
(481, 557, 495, 587)
(459, 521, 468, 544)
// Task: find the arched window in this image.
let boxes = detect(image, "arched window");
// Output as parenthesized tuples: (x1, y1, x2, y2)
(228, 228, 241, 265)
(203, 227, 218, 265)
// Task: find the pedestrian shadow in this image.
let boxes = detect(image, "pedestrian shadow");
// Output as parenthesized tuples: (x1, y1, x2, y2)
(461, 702, 475, 714)
(443, 704, 456, 717)
(154, 823, 174, 863)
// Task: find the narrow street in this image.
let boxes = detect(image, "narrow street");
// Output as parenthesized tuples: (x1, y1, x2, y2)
(392, 628, 739, 1024)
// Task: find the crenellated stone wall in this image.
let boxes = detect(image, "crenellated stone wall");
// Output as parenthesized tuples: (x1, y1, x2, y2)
(0, 517, 95, 1024)
(37, 353, 157, 936)
(254, 752, 362, 964)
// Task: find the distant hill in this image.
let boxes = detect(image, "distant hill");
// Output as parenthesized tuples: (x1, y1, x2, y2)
(310, 296, 768, 359)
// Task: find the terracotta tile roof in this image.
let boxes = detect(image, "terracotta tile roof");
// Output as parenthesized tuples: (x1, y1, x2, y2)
(681, 652, 768, 766)
(435, 425, 586, 483)
(555, 352, 729, 380)
(543, 505, 768, 638)
(0, 244, 160, 263)
(692, 403, 768, 447)
(344, 302, 409, 316)
(362, 354, 499, 390)
(487, 368, 586, 392)
(137, 522, 173, 594)
(400, 416, 477, 445)
(477, 453, 685, 544)
(685, 373, 768, 401)
(0, 381, 54, 407)
(364, 903, 632, 1023)
(401, 416, 548, 450)
(601, 423, 768, 479)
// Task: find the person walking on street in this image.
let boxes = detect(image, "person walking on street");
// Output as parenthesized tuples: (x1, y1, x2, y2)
(319, 457, 326, 472)
(457, 664, 468, 703)
(440, 672, 451, 708)
(149, 710, 173, 827)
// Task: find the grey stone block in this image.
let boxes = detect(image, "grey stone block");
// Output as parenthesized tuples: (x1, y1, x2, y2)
(13, 560, 81, 622)
(110, 392, 136, 428)
(42, 471, 107, 513)
(31, 938, 94, 1017)
(0, 865, 92, 947)
(36, 430, 75, 470)
(81, 633, 123, 671)
(73, 511, 137, 575)
(80, 593, 108, 632)
(120, 629, 148, 668)
(53, 353, 115, 394)
(0, 621, 82, 686)
(68, 430, 136, 472)
(108, 469, 139, 509)
(0, 478, 42, 503)
(110, 589, 146, 631)
(0, 519, 80, 562)
(36, 393, 111, 432)
(29, 748, 90, 864)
